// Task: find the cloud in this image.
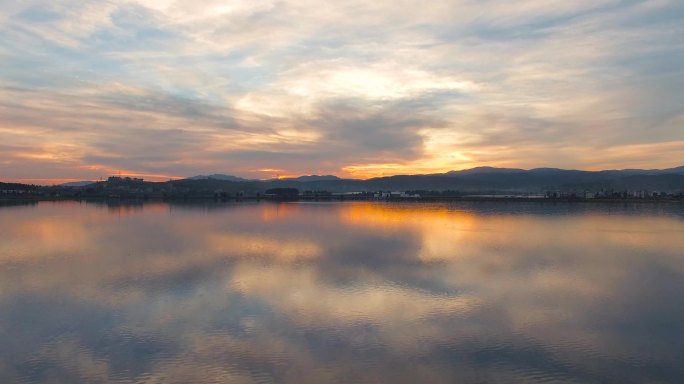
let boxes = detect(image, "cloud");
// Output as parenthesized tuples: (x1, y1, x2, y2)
(2, 202, 684, 382)
(1, 0, 683, 181)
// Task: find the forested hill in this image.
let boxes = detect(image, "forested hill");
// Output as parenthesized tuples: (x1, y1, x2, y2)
(3, 166, 684, 194)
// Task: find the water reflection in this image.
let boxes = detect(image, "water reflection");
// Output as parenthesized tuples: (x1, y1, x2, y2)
(1, 201, 684, 383)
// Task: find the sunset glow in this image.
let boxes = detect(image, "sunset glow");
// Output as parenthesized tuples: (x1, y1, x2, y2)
(1, 1, 683, 182)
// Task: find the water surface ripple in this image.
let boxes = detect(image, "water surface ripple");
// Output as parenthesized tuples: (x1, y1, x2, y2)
(1, 201, 683, 383)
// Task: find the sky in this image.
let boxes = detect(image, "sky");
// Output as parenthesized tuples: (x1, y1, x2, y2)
(1, 0, 683, 184)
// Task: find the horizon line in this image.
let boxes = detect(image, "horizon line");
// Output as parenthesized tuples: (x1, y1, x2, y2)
(3, 164, 684, 186)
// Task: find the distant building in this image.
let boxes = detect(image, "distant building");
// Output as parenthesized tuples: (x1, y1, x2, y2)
(399, 192, 420, 198)
(373, 191, 393, 199)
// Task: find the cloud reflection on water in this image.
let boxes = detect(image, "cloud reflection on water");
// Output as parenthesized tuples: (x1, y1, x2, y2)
(0, 201, 683, 383)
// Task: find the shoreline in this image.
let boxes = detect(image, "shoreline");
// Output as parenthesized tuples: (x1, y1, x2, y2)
(2, 196, 684, 204)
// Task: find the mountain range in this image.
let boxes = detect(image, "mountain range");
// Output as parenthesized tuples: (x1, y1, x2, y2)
(4, 167, 684, 193)
(59, 181, 96, 187)
(187, 174, 341, 182)
(187, 174, 251, 182)
(173, 167, 684, 193)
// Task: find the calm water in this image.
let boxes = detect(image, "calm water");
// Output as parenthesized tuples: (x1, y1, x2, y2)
(1, 200, 684, 383)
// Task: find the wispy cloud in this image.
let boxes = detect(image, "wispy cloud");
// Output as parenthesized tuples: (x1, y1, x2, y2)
(1, 0, 683, 182)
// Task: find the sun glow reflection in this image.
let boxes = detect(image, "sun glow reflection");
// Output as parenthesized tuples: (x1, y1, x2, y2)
(3, 201, 684, 382)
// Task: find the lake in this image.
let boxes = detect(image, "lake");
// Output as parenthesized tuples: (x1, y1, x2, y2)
(1, 200, 684, 383)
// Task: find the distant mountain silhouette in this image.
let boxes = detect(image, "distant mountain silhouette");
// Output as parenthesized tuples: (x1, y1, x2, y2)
(656, 166, 684, 174)
(282, 175, 341, 182)
(446, 166, 525, 175)
(59, 181, 95, 187)
(188, 174, 251, 182)
(4, 166, 684, 194)
(262, 166, 684, 192)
